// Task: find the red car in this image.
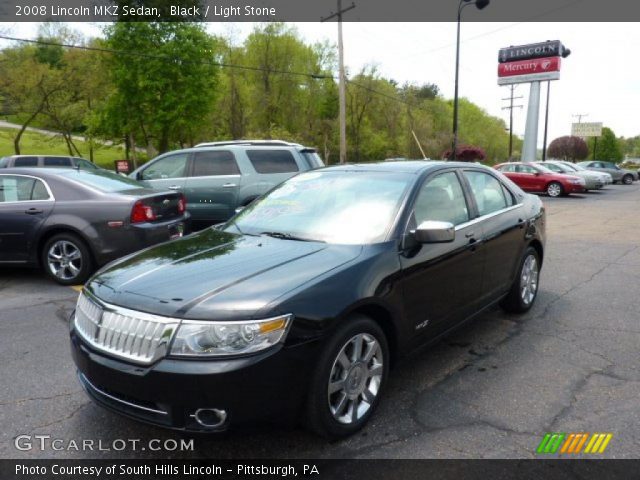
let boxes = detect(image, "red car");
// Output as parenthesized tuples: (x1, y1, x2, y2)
(494, 162, 586, 197)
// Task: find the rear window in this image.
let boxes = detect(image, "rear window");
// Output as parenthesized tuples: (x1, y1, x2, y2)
(247, 150, 300, 174)
(14, 157, 39, 167)
(192, 150, 240, 176)
(57, 170, 144, 192)
(43, 157, 72, 167)
(300, 151, 324, 169)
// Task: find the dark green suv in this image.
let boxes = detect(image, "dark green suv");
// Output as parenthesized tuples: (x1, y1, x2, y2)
(130, 140, 324, 227)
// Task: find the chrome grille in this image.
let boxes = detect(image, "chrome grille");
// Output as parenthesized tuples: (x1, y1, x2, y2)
(74, 292, 180, 365)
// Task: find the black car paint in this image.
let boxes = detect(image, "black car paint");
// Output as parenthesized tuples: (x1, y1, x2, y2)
(0, 168, 190, 268)
(71, 162, 545, 431)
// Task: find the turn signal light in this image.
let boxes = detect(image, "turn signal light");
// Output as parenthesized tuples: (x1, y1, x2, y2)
(178, 194, 186, 214)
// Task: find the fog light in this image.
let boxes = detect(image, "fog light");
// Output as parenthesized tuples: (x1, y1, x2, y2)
(191, 408, 227, 428)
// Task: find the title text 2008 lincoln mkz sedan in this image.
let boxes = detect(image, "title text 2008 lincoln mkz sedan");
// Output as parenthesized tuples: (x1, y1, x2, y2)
(70, 161, 545, 439)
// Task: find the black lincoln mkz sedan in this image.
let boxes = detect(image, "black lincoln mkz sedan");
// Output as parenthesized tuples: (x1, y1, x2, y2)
(70, 161, 545, 438)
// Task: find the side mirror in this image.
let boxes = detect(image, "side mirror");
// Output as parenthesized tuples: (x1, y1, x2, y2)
(413, 220, 455, 244)
(135, 171, 143, 181)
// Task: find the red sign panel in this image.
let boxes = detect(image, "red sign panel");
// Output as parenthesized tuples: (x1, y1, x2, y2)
(114, 160, 132, 174)
(498, 56, 561, 78)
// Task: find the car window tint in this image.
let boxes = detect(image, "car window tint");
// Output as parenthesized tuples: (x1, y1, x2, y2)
(464, 171, 508, 216)
(142, 153, 188, 180)
(247, 150, 299, 174)
(497, 164, 513, 172)
(31, 179, 50, 200)
(192, 150, 239, 176)
(14, 157, 38, 167)
(57, 170, 144, 192)
(516, 164, 537, 174)
(414, 172, 469, 226)
(0, 176, 35, 202)
(43, 157, 71, 167)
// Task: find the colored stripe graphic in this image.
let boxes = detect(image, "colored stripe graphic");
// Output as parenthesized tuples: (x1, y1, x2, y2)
(538, 432, 613, 454)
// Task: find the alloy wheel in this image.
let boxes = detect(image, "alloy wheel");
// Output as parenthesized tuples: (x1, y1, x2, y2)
(520, 254, 539, 306)
(547, 183, 562, 197)
(327, 333, 384, 425)
(47, 240, 83, 281)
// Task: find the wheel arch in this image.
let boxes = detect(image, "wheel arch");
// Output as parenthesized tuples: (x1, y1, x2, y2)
(37, 227, 97, 268)
(341, 302, 399, 367)
(528, 238, 544, 267)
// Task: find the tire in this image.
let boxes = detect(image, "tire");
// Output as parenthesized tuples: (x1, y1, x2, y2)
(546, 182, 563, 197)
(622, 174, 633, 185)
(41, 233, 93, 286)
(305, 315, 389, 439)
(501, 246, 540, 314)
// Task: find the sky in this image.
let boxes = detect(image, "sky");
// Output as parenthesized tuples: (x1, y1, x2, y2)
(2, 21, 639, 147)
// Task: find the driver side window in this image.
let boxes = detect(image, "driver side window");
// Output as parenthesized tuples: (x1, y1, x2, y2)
(413, 172, 469, 226)
(142, 153, 188, 180)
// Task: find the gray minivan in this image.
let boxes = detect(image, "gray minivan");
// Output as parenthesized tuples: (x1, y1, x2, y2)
(130, 140, 324, 227)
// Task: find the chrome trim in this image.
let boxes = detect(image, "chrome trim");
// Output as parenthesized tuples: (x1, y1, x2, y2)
(75, 290, 180, 365)
(455, 204, 524, 231)
(79, 373, 168, 416)
(190, 408, 227, 428)
(0, 173, 55, 202)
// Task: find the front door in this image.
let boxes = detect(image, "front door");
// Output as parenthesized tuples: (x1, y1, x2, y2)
(0, 175, 54, 262)
(399, 170, 484, 337)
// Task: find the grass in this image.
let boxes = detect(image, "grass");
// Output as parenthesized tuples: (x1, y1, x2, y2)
(0, 127, 131, 169)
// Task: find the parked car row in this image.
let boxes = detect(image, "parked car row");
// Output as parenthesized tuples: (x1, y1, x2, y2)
(494, 160, 635, 197)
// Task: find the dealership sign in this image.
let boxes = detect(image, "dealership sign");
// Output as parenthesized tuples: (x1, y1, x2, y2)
(571, 122, 603, 137)
(497, 41, 567, 86)
(498, 40, 565, 63)
(498, 57, 561, 85)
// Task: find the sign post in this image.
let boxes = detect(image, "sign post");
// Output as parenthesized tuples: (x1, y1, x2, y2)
(497, 40, 569, 162)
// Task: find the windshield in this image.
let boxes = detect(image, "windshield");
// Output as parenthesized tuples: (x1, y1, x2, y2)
(57, 169, 146, 192)
(226, 170, 413, 244)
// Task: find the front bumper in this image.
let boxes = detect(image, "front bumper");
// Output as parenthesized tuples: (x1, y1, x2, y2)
(566, 183, 586, 193)
(70, 329, 321, 432)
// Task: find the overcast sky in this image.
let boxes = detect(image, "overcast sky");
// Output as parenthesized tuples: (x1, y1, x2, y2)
(3, 22, 639, 146)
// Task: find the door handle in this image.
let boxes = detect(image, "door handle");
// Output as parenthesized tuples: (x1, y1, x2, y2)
(222, 183, 237, 188)
(168, 185, 181, 190)
(25, 208, 43, 215)
(465, 231, 475, 238)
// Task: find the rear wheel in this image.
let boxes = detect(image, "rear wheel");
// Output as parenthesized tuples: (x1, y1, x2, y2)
(41, 233, 93, 286)
(622, 174, 633, 185)
(305, 315, 389, 439)
(501, 247, 540, 313)
(546, 182, 563, 197)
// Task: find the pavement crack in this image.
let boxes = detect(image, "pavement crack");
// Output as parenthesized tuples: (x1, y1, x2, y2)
(30, 401, 91, 430)
(0, 390, 81, 406)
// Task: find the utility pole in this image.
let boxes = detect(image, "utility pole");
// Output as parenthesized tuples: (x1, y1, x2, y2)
(501, 84, 523, 160)
(322, 1, 355, 164)
(572, 113, 588, 124)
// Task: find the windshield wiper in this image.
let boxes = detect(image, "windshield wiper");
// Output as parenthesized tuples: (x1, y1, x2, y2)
(260, 231, 324, 243)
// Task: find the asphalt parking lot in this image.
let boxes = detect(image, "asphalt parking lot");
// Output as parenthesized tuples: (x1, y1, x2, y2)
(1, 184, 639, 459)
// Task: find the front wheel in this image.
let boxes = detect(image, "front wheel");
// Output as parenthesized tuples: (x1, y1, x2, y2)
(546, 182, 563, 197)
(501, 247, 540, 313)
(305, 315, 389, 439)
(622, 174, 633, 185)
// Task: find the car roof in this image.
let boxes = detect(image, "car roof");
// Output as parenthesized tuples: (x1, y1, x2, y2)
(320, 160, 487, 174)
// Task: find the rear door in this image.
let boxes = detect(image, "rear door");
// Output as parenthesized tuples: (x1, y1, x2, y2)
(0, 175, 54, 262)
(183, 150, 241, 223)
(245, 149, 301, 198)
(138, 152, 189, 193)
(462, 169, 524, 300)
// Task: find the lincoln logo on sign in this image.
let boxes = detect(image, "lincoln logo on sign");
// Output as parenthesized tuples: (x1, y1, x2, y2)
(498, 57, 561, 77)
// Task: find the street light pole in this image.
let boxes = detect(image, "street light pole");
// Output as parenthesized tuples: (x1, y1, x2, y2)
(450, 0, 489, 161)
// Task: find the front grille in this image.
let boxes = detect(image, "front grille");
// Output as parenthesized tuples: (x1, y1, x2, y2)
(74, 292, 180, 365)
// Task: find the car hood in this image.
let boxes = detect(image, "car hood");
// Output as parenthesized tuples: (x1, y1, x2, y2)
(87, 228, 362, 319)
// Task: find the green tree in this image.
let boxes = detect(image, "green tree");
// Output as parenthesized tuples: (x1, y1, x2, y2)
(592, 127, 623, 162)
(100, 22, 221, 157)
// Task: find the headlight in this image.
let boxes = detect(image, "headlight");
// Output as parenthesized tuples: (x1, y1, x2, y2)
(569, 178, 584, 185)
(170, 314, 292, 357)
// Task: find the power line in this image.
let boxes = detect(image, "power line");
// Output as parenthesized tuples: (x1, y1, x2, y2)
(0, 34, 332, 80)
